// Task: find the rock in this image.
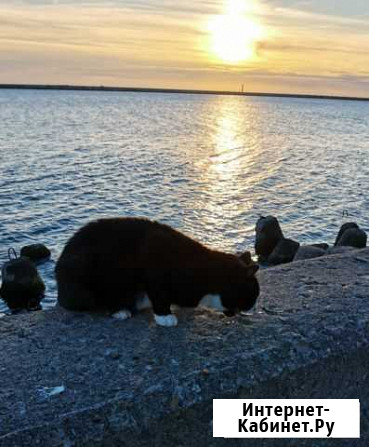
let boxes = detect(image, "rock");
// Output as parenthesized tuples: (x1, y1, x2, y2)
(311, 243, 329, 250)
(326, 246, 357, 255)
(334, 222, 359, 246)
(20, 244, 51, 263)
(255, 216, 284, 261)
(268, 238, 300, 265)
(336, 228, 367, 249)
(0, 256, 45, 312)
(294, 245, 326, 261)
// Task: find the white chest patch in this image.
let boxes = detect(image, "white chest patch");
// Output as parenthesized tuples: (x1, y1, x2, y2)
(111, 309, 132, 320)
(154, 314, 178, 327)
(199, 294, 225, 311)
(136, 293, 152, 311)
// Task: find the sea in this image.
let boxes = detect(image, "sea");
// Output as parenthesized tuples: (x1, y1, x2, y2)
(0, 88, 368, 312)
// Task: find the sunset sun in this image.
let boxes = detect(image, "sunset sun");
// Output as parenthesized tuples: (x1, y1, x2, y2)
(207, 0, 263, 64)
(209, 15, 262, 63)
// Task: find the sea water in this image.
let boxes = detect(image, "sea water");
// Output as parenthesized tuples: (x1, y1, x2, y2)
(0, 89, 368, 312)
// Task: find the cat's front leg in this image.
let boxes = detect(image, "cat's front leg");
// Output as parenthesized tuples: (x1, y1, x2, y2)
(150, 293, 178, 327)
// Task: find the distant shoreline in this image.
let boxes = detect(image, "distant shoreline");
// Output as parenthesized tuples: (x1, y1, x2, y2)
(0, 84, 368, 102)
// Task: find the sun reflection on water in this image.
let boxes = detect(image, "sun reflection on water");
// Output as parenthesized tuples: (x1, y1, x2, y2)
(191, 97, 268, 250)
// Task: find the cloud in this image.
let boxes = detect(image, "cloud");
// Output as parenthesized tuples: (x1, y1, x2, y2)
(0, 0, 222, 15)
(0, 0, 368, 96)
(261, 0, 369, 18)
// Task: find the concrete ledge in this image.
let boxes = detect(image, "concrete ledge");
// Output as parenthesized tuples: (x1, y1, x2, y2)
(1, 249, 369, 446)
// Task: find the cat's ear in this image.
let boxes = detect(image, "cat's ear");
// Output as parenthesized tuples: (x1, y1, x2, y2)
(246, 264, 259, 277)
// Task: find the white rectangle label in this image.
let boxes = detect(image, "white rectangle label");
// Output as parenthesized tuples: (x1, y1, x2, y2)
(213, 399, 360, 438)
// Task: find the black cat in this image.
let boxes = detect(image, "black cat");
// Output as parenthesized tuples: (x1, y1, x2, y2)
(55, 218, 259, 326)
(0, 255, 44, 313)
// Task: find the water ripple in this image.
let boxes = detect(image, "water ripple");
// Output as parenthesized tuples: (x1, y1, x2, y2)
(0, 90, 368, 312)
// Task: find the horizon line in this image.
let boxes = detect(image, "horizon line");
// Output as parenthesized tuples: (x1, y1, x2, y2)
(0, 83, 368, 102)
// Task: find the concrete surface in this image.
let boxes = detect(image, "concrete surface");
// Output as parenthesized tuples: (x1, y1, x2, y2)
(0, 248, 369, 446)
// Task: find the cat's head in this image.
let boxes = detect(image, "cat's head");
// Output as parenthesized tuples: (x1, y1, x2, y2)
(220, 259, 259, 316)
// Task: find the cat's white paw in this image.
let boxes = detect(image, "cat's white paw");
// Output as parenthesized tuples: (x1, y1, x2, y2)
(112, 309, 132, 320)
(154, 314, 178, 327)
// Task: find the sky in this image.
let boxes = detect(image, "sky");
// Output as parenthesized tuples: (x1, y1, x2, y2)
(0, 0, 368, 97)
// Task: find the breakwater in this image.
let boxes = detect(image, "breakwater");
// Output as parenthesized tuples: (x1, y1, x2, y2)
(1, 248, 368, 446)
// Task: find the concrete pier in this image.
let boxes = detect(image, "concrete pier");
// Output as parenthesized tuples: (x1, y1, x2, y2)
(0, 249, 368, 446)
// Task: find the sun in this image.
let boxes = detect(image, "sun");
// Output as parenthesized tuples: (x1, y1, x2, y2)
(208, 11, 262, 64)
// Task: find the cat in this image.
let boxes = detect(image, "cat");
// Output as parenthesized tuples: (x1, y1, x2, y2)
(55, 217, 259, 326)
(0, 255, 45, 313)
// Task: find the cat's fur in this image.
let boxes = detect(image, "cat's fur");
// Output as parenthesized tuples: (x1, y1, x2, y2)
(55, 218, 259, 326)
